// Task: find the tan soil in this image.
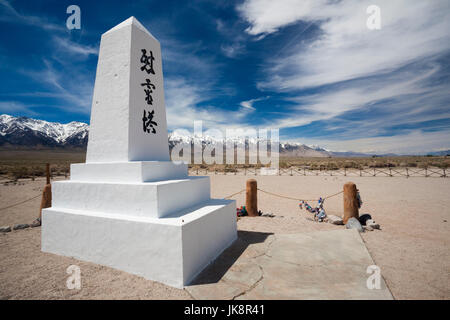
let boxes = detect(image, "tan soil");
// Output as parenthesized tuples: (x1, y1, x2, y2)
(0, 175, 449, 299)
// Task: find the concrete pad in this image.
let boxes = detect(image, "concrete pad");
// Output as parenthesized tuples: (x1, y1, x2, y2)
(186, 229, 393, 300)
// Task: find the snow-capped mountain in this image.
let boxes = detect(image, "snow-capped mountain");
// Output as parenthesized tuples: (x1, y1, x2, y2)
(0, 114, 333, 156)
(169, 132, 335, 157)
(0, 114, 389, 157)
(0, 114, 88, 148)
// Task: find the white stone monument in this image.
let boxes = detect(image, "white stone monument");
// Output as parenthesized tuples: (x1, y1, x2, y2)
(41, 17, 237, 288)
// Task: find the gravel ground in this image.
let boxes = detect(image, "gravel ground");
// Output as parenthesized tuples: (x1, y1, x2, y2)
(0, 175, 449, 299)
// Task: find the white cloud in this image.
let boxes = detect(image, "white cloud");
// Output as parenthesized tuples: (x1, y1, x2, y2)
(221, 42, 245, 58)
(165, 77, 251, 131)
(19, 59, 93, 114)
(269, 61, 446, 129)
(241, 0, 450, 89)
(290, 129, 450, 154)
(239, 101, 255, 110)
(238, 0, 450, 153)
(0, 101, 38, 116)
(0, 0, 65, 31)
(237, 0, 328, 36)
(239, 96, 269, 110)
(161, 37, 253, 131)
(53, 37, 98, 57)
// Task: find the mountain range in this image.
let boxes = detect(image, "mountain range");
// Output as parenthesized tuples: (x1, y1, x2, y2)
(1, 114, 448, 157)
(0, 114, 88, 149)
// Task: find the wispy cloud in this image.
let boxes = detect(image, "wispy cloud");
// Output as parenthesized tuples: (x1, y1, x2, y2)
(252, 1, 450, 89)
(238, 0, 450, 152)
(237, 0, 326, 36)
(18, 59, 93, 114)
(0, 101, 38, 116)
(161, 34, 251, 131)
(52, 36, 98, 57)
(239, 96, 269, 110)
(290, 129, 450, 154)
(221, 42, 245, 58)
(0, 0, 65, 31)
(165, 77, 251, 131)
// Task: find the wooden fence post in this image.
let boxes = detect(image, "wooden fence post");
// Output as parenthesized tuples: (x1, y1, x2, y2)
(39, 163, 52, 221)
(343, 182, 359, 224)
(246, 179, 258, 217)
(46, 163, 50, 184)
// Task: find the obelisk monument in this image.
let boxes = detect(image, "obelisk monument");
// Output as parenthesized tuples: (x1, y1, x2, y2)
(41, 17, 237, 288)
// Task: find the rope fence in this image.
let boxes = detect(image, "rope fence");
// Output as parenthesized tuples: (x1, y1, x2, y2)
(0, 193, 41, 212)
(189, 166, 447, 178)
(222, 187, 343, 202)
(224, 189, 245, 199)
(222, 179, 353, 219)
(257, 188, 342, 202)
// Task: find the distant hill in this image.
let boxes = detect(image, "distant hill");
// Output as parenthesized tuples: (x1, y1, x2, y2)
(1, 114, 446, 157)
(426, 150, 450, 156)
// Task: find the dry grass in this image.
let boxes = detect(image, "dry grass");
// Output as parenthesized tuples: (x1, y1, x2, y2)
(279, 156, 450, 170)
(189, 155, 450, 171)
(1, 150, 448, 180)
(0, 150, 85, 181)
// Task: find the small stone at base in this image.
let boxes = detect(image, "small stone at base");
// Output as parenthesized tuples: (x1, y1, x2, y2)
(0, 226, 11, 233)
(346, 217, 364, 233)
(366, 219, 380, 230)
(13, 224, 30, 230)
(327, 215, 344, 225)
(31, 218, 41, 227)
(359, 214, 372, 226)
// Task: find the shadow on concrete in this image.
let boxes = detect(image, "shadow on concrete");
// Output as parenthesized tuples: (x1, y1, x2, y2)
(189, 230, 273, 285)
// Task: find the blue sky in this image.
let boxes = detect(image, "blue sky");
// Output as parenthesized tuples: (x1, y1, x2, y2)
(0, 0, 449, 154)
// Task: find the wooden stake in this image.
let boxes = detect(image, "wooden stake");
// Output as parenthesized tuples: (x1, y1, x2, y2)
(37, 163, 52, 221)
(246, 179, 258, 217)
(39, 184, 52, 220)
(46, 163, 50, 184)
(343, 182, 359, 224)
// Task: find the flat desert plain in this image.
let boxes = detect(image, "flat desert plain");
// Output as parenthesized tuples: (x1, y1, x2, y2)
(0, 175, 449, 299)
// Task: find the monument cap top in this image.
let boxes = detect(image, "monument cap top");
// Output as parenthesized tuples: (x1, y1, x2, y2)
(103, 16, 157, 41)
